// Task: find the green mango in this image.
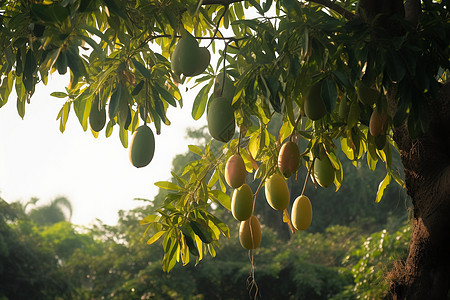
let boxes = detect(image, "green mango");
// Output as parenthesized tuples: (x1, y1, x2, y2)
(171, 32, 201, 76)
(129, 125, 155, 168)
(206, 97, 235, 142)
(304, 81, 327, 120)
(214, 73, 235, 104)
(356, 80, 379, 106)
(313, 155, 335, 188)
(89, 95, 106, 132)
(239, 215, 261, 250)
(191, 47, 210, 76)
(232, 184, 253, 221)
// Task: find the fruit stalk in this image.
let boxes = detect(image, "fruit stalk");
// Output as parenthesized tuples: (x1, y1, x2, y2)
(302, 157, 315, 196)
(283, 209, 297, 234)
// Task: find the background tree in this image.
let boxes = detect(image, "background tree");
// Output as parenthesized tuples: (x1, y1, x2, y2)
(27, 196, 73, 226)
(0, 0, 448, 298)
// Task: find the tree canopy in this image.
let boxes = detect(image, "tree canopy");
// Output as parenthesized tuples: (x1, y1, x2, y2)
(0, 0, 449, 297)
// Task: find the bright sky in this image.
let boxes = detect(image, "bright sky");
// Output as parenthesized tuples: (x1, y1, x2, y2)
(0, 74, 206, 226)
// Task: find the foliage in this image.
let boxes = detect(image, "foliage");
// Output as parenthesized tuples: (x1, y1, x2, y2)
(0, 0, 448, 273)
(0, 199, 74, 299)
(333, 224, 412, 299)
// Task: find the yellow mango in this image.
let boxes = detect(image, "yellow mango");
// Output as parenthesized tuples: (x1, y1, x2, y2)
(291, 195, 312, 231)
(264, 173, 290, 211)
(239, 215, 262, 250)
(232, 184, 253, 221)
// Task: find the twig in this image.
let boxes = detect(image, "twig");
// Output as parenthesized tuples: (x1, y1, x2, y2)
(207, 4, 229, 48)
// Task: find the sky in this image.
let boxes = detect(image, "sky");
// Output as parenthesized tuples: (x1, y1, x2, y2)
(0, 74, 206, 226)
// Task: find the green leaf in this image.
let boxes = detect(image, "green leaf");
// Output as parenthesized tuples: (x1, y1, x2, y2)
(376, 173, 391, 203)
(102, 0, 128, 20)
(79, 35, 104, 56)
(73, 93, 92, 131)
(140, 214, 160, 225)
(57, 102, 71, 133)
(181, 227, 199, 257)
(191, 82, 212, 120)
(210, 190, 231, 211)
(147, 231, 166, 245)
(188, 145, 203, 156)
(22, 49, 36, 93)
(119, 126, 128, 148)
(0, 73, 13, 108)
(154, 181, 184, 191)
(105, 120, 113, 137)
(132, 58, 151, 79)
(50, 92, 68, 99)
(80, 24, 114, 49)
(190, 221, 213, 244)
(132, 80, 144, 96)
(206, 213, 230, 238)
(109, 83, 122, 118)
(155, 85, 176, 107)
(385, 51, 405, 83)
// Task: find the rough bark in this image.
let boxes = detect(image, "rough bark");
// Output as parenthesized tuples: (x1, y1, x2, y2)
(389, 82, 450, 299)
(355, 0, 450, 297)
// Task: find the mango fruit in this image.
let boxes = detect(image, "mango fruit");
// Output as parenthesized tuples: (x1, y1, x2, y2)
(225, 154, 246, 188)
(369, 109, 388, 137)
(191, 47, 210, 76)
(356, 80, 379, 106)
(89, 95, 106, 132)
(232, 184, 253, 221)
(291, 195, 312, 231)
(129, 125, 155, 168)
(171, 32, 210, 77)
(265, 173, 290, 211)
(239, 215, 262, 250)
(304, 81, 327, 120)
(171, 33, 199, 76)
(313, 155, 335, 188)
(278, 141, 300, 178)
(214, 73, 235, 103)
(207, 97, 235, 142)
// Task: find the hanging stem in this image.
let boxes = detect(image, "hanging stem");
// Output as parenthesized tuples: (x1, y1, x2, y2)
(283, 209, 297, 234)
(302, 157, 315, 196)
(251, 164, 276, 214)
(219, 41, 229, 97)
(237, 126, 242, 155)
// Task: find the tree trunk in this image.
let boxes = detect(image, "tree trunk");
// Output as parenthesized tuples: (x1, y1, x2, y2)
(389, 82, 450, 299)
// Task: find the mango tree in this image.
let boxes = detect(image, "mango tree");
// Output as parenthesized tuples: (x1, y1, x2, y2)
(0, 0, 448, 298)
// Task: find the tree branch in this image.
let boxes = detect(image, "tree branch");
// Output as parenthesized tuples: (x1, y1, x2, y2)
(309, 0, 355, 20)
